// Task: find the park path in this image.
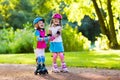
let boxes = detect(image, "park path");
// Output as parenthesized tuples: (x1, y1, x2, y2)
(0, 64, 120, 80)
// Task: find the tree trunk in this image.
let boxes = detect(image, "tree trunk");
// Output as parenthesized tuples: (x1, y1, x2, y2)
(92, 0, 119, 48)
(92, 0, 110, 40)
(107, 0, 118, 48)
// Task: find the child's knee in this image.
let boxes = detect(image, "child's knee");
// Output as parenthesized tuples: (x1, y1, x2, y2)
(41, 56, 45, 63)
(37, 56, 45, 63)
(37, 56, 41, 63)
(53, 53, 58, 59)
(59, 53, 64, 59)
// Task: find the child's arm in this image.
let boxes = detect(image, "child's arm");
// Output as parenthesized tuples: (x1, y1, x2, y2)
(48, 28, 62, 41)
(35, 30, 43, 41)
(55, 28, 62, 37)
(48, 30, 52, 36)
(35, 30, 49, 41)
(48, 30, 56, 41)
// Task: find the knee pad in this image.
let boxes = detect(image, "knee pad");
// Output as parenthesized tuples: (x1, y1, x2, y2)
(37, 56, 41, 63)
(53, 53, 58, 59)
(41, 56, 45, 63)
(59, 53, 64, 59)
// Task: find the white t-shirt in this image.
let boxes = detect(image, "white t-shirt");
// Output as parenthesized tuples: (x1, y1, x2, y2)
(49, 26, 62, 42)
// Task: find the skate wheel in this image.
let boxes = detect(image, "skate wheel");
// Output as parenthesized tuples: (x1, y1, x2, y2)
(34, 71, 38, 75)
(45, 71, 48, 74)
(60, 70, 68, 73)
(52, 70, 60, 73)
(60, 68, 69, 73)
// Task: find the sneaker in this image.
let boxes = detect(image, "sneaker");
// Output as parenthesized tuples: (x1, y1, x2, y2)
(60, 63, 68, 72)
(52, 63, 60, 73)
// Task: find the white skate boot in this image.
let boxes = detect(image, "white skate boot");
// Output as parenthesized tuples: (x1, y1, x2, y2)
(52, 63, 60, 73)
(60, 62, 68, 72)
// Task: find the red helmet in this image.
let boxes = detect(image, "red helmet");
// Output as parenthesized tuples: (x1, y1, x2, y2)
(52, 13, 62, 19)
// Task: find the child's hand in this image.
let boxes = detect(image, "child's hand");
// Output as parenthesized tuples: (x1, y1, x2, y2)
(38, 37, 44, 41)
(47, 34, 52, 37)
(50, 36, 55, 41)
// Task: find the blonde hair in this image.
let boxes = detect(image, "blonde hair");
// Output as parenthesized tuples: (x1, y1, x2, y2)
(49, 19, 62, 27)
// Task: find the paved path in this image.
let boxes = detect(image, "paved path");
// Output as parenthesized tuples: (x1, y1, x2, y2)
(0, 64, 120, 80)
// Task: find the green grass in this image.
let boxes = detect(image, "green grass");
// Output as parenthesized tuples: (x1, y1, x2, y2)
(0, 50, 120, 70)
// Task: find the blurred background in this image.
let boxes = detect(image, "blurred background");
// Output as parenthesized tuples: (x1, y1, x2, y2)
(0, 0, 120, 53)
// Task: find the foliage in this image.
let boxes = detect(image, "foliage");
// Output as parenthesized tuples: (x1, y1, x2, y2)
(62, 24, 90, 51)
(0, 51, 120, 69)
(0, 41, 8, 53)
(116, 29, 120, 44)
(63, 0, 94, 25)
(0, 0, 120, 50)
(0, 0, 34, 29)
(0, 29, 10, 53)
(0, 24, 90, 53)
(0, 28, 34, 53)
(92, 0, 119, 48)
(8, 29, 33, 53)
(78, 15, 101, 42)
(95, 34, 109, 50)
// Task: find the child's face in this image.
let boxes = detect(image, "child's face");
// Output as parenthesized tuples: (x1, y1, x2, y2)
(38, 21, 45, 28)
(52, 18, 60, 25)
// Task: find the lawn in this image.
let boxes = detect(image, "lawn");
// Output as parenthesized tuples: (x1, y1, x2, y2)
(0, 50, 120, 69)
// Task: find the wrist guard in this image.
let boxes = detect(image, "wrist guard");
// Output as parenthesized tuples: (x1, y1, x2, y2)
(56, 31, 60, 35)
(47, 34, 52, 36)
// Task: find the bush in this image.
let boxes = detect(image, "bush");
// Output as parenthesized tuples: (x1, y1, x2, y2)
(95, 34, 109, 50)
(62, 24, 90, 51)
(0, 24, 90, 53)
(0, 29, 9, 53)
(0, 28, 34, 54)
(0, 41, 8, 53)
(8, 29, 34, 53)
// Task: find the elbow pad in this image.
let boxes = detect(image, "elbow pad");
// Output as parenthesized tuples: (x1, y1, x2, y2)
(44, 37, 49, 42)
(38, 37, 43, 41)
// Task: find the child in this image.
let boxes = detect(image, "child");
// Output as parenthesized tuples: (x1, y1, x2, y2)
(48, 13, 68, 72)
(33, 17, 49, 75)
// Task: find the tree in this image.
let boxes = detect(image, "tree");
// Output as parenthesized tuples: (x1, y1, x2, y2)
(36, 0, 120, 48)
(58, 0, 120, 48)
(79, 15, 100, 42)
(92, 0, 119, 48)
(0, 0, 120, 48)
(0, 0, 15, 28)
(0, 0, 34, 29)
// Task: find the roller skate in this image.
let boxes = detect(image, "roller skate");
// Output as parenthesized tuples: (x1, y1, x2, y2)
(34, 63, 42, 75)
(52, 63, 60, 73)
(60, 62, 68, 72)
(34, 63, 48, 75)
(40, 63, 48, 75)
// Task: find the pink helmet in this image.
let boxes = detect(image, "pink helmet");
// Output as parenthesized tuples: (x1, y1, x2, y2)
(52, 13, 62, 19)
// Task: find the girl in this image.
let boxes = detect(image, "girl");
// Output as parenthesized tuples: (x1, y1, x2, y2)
(48, 13, 68, 72)
(33, 17, 49, 75)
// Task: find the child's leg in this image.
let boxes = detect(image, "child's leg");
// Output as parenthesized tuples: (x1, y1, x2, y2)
(40, 49, 45, 63)
(34, 49, 41, 75)
(35, 49, 45, 64)
(34, 49, 47, 75)
(52, 53, 58, 63)
(59, 52, 64, 63)
(52, 53, 60, 72)
(59, 52, 68, 72)
(40, 49, 48, 74)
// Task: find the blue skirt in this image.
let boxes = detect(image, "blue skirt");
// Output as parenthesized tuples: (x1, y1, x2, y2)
(49, 42, 64, 53)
